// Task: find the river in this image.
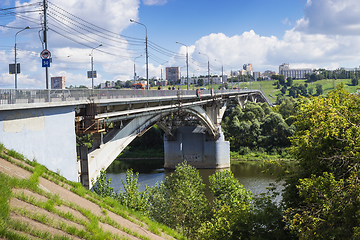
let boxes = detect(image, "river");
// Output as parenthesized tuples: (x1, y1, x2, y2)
(106, 159, 287, 201)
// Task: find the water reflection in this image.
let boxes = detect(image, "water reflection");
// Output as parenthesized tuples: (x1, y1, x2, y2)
(106, 159, 287, 201)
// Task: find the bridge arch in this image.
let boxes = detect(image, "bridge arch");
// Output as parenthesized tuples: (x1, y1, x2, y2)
(87, 104, 224, 188)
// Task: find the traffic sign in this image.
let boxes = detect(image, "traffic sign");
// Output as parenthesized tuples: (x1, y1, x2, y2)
(9, 63, 20, 74)
(42, 59, 50, 67)
(41, 49, 51, 59)
(87, 70, 97, 78)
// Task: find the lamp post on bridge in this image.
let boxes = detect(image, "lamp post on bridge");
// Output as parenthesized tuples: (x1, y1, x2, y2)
(90, 44, 102, 89)
(14, 26, 30, 89)
(176, 41, 189, 90)
(130, 19, 149, 90)
(198, 52, 210, 92)
(133, 54, 143, 83)
(160, 61, 168, 83)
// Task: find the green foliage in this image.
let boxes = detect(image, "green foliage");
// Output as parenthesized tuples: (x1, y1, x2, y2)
(92, 169, 115, 198)
(149, 162, 209, 238)
(7, 149, 25, 160)
(286, 172, 360, 240)
(315, 84, 323, 95)
(198, 170, 253, 239)
(222, 102, 295, 155)
(351, 77, 359, 86)
(283, 84, 360, 239)
(289, 84, 360, 179)
(0, 173, 11, 235)
(251, 187, 293, 240)
(116, 169, 151, 214)
(92, 169, 151, 214)
(286, 77, 293, 87)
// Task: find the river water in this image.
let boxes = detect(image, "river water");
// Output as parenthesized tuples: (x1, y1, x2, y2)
(106, 159, 287, 201)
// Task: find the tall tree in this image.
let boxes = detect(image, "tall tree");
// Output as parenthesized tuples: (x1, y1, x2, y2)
(283, 84, 360, 239)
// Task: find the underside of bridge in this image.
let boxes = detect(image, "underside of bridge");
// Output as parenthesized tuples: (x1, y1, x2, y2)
(74, 91, 268, 189)
(76, 98, 232, 189)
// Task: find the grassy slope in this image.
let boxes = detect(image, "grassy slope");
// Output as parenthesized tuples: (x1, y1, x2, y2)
(257, 78, 358, 101)
(150, 79, 359, 101)
(0, 143, 185, 240)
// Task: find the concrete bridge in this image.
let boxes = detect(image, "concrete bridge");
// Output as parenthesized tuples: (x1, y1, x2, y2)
(0, 87, 269, 188)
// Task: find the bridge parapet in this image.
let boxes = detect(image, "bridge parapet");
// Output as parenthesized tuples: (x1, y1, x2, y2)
(0, 87, 270, 108)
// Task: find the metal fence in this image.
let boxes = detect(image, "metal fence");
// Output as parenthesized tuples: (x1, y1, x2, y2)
(0, 86, 262, 106)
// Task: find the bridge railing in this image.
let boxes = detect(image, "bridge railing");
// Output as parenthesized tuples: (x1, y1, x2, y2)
(0, 87, 263, 106)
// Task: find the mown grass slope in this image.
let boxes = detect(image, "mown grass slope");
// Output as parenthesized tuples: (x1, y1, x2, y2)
(0, 143, 185, 240)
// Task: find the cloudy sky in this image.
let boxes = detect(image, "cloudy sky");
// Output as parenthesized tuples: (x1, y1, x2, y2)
(1, 0, 360, 89)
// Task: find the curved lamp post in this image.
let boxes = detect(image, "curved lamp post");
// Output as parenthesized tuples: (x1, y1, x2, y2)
(176, 41, 189, 90)
(14, 26, 30, 89)
(198, 52, 210, 92)
(91, 44, 102, 89)
(130, 19, 149, 90)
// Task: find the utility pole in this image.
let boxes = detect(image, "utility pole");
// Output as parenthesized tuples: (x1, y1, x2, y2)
(43, 0, 49, 89)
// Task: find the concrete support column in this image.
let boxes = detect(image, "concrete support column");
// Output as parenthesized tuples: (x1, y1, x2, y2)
(92, 132, 103, 149)
(164, 126, 230, 169)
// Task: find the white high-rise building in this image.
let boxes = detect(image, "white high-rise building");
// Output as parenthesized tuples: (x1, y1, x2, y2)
(279, 63, 312, 79)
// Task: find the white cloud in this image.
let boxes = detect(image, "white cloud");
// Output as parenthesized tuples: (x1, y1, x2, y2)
(142, 0, 167, 6)
(295, 0, 360, 35)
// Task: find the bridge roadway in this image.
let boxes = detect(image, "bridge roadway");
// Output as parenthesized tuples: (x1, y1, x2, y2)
(0, 88, 268, 188)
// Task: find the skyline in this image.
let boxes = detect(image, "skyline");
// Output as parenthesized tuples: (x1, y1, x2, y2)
(1, 0, 360, 88)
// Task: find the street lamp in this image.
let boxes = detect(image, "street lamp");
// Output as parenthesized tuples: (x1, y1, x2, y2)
(160, 61, 168, 81)
(193, 69, 200, 90)
(14, 26, 30, 89)
(198, 52, 210, 92)
(130, 19, 149, 90)
(90, 44, 102, 89)
(133, 55, 142, 82)
(215, 59, 224, 86)
(176, 41, 189, 90)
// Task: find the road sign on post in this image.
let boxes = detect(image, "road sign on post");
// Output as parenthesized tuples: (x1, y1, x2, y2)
(9, 63, 20, 74)
(42, 59, 50, 67)
(87, 71, 97, 78)
(41, 49, 51, 59)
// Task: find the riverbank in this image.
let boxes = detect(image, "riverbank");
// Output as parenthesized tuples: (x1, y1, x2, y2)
(116, 149, 292, 162)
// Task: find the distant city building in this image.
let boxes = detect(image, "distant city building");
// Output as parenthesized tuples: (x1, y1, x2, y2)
(262, 70, 277, 80)
(243, 63, 253, 71)
(166, 67, 180, 83)
(279, 63, 312, 79)
(253, 72, 261, 80)
(51, 77, 65, 89)
(100, 81, 115, 89)
(183, 75, 228, 85)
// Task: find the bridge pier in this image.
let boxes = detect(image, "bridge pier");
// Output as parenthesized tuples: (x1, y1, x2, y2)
(164, 126, 230, 169)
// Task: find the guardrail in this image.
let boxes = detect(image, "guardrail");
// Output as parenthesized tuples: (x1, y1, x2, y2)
(0, 86, 263, 106)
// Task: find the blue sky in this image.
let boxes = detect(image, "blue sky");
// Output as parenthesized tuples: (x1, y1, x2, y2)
(1, 0, 360, 89)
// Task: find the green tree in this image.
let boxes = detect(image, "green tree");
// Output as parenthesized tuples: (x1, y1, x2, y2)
(198, 170, 253, 239)
(198, 78, 204, 86)
(286, 77, 293, 87)
(351, 77, 359, 86)
(116, 169, 151, 213)
(283, 85, 360, 239)
(92, 169, 116, 198)
(149, 162, 209, 238)
(278, 75, 286, 86)
(315, 84, 323, 95)
(310, 73, 318, 82)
